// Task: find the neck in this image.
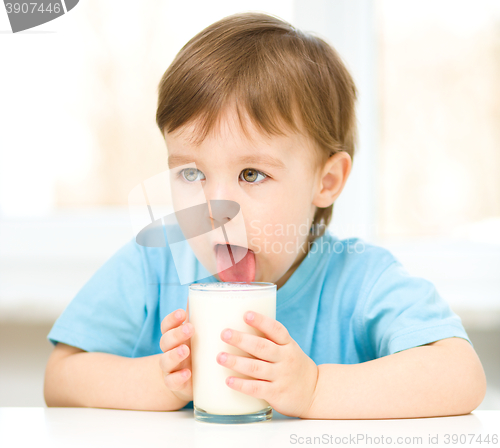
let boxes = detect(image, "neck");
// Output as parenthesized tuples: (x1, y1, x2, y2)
(275, 239, 311, 289)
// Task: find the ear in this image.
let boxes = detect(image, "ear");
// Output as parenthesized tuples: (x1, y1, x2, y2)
(312, 151, 352, 208)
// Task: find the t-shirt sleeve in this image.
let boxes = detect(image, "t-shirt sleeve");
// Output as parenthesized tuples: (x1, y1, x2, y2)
(359, 259, 472, 359)
(46, 238, 147, 357)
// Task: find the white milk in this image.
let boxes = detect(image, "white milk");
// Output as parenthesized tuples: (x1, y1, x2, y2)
(189, 282, 276, 415)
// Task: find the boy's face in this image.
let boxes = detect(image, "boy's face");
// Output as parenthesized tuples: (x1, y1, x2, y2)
(164, 108, 331, 288)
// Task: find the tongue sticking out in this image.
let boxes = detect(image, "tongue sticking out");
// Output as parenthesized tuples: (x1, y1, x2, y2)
(216, 244, 255, 283)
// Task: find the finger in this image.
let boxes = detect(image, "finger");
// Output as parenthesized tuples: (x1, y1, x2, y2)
(221, 329, 280, 363)
(159, 322, 194, 352)
(225, 376, 270, 400)
(161, 309, 186, 334)
(217, 352, 273, 381)
(163, 368, 192, 391)
(244, 312, 291, 345)
(159, 345, 190, 373)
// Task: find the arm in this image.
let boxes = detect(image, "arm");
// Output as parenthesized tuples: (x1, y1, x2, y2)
(44, 342, 188, 411)
(302, 337, 487, 419)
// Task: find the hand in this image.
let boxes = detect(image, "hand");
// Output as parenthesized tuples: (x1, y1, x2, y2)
(159, 306, 194, 404)
(216, 311, 319, 418)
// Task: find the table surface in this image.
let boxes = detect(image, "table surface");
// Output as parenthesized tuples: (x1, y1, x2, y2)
(0, 408, 498, 448)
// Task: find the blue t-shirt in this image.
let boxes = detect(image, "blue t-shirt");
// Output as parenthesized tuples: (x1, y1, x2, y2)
(47, 230, 472, 405)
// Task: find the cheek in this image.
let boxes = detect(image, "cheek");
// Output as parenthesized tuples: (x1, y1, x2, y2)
(246, 200, 313, 250)
(244, 176, 316, 241)
(273, 183, 315, 227)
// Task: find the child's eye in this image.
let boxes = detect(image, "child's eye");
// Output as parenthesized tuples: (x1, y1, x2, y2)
(181, 168, 206, 182)
(239, 168, 267, 184)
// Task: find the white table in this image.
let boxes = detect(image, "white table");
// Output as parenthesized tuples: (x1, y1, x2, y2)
(0, 408, 498, 448)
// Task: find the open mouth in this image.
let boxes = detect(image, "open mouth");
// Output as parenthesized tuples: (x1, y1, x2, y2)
(214, 243, 256, 283)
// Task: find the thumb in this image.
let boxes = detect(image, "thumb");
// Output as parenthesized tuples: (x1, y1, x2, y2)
(185, 297, 190, 323)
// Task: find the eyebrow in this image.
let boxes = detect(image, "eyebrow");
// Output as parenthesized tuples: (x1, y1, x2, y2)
(168, 153, 286, 170)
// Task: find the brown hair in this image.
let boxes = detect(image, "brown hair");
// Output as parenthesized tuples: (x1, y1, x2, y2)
(156, 12, 358, 242)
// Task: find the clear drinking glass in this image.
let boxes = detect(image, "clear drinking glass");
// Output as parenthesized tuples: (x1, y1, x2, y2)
(188, 282, 277, 424)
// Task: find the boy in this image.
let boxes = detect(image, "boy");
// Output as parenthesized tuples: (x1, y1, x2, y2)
(44, 12, 486, 419)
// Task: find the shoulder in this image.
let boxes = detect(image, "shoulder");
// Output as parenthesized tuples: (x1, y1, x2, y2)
(130, 223, 204, 286)
(309, 232, 403, 317)
(320, 231, 399, 285)
(100, 234, 184, 288)
(111, 235, 170, 270)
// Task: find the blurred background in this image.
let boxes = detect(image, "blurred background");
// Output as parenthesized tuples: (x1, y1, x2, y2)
(0, 0, 499, 409)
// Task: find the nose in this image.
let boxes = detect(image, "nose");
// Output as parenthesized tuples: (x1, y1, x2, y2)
(203, 180, 241, 229)
(208, 199, 240, 230)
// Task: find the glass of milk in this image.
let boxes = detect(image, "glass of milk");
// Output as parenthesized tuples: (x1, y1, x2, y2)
(188, 282, 277, 424)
